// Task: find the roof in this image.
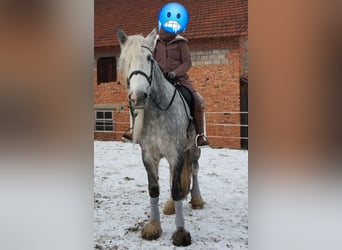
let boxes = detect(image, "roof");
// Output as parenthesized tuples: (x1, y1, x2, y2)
(95, 0, 248, 47)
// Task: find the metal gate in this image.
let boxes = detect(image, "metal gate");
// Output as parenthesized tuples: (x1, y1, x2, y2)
(240, 78, 248, 149)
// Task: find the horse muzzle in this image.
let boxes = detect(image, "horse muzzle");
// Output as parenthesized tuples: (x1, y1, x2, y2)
(129, 90, 148, 108)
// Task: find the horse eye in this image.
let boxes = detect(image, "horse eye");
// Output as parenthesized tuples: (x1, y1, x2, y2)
(147, 54, 152, 61)
(167, 12, 171, 18)
(177, 13, 181, 19)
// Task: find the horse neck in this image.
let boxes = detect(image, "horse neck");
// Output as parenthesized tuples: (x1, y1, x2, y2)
(150, 63, 175, 100)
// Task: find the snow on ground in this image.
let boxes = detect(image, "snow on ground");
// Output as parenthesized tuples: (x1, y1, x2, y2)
(94, 141, 248, 250)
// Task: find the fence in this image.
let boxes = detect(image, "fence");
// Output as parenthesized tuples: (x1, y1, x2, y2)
(205, 111, 248, 149)
(94, 110, 248, 149)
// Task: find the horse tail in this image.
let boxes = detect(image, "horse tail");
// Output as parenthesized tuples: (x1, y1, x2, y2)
(133, 109, 144, 143)
(180, 150, 192, 199)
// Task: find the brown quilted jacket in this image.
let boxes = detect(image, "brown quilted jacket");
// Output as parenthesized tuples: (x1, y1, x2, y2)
(153, 34, 194, 91)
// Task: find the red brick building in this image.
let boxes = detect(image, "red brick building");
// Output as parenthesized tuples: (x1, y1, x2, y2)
(94, 0, 248, 148)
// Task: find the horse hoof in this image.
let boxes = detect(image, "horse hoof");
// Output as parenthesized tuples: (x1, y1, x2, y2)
(141, 220, 162, 240)
(163, 199, 175, 215)
(172, 228, 191, 246)
(189, 197, 205, 209)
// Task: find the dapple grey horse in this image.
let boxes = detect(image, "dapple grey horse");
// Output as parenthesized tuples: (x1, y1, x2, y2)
(117, 28, 205, 246)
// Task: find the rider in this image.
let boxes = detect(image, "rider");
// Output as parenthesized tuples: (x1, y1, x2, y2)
(122, 3, 209, 147)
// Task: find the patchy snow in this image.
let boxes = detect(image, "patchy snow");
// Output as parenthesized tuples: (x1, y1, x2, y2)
(94, 141, 248, 249)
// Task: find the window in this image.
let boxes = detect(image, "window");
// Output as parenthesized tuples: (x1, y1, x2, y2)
(94, 110, 113, 131)
(97, 56, 116, 84)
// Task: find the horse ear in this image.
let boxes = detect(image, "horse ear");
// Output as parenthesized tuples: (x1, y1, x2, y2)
(145, 28, 157, 48)
(117, 29, 127, 45)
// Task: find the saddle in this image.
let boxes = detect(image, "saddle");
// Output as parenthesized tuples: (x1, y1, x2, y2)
(165, 77, 193, 116)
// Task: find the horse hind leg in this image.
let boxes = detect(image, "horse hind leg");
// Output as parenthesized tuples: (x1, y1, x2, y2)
(163, 150, 191, 215)
(163, 164, 174, 215)
(189, 147, 205, 209)
(163, 199, 175, 215)
(190, 175, 205, 209)
(141, 152, 162, 240)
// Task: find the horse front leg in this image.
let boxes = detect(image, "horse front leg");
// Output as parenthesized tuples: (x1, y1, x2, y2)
(171, 154, 191, 246)
(141, 152, 162, 240)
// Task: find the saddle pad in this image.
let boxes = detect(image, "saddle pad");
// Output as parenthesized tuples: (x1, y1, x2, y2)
(176, 85, 193, 115)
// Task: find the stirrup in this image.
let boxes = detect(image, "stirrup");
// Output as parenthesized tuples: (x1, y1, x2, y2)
(121, 128, 133, 142)
(195, 134, 209, 148)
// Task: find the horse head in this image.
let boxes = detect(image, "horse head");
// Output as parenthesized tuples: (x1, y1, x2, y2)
(117, 28, 157, 108)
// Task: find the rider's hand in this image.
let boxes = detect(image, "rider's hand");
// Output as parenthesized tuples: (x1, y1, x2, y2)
(166, 71, 177, 80)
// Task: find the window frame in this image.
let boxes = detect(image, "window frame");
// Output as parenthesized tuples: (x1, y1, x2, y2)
(96, 56, 117, 84)
(94, 110, 114, 132)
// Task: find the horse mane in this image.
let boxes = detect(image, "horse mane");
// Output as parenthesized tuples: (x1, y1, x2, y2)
(118, 34, 145, 83)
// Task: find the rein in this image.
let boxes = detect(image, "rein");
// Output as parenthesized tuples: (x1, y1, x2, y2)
(150, 84, 178, 111)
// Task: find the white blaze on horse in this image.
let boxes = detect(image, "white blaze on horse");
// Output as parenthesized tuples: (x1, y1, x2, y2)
(117, 28, 205, 246)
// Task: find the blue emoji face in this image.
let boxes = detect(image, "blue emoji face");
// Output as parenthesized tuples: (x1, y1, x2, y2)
(158, 2, 189, 33)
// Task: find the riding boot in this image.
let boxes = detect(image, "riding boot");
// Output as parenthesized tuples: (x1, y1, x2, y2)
(193, 94, 209, 147)
(121, 129, 133, 142)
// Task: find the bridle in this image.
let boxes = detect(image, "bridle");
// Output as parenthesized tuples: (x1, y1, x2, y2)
(127, 45, 154, 88)
(127, 45, 178, 112)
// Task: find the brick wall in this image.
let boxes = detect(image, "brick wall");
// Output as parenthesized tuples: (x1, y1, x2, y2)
(94, 36, 245, 148)
(191, 49, 229, 66)
(189, 37, 241, 148)
(94, 46, 130, 141)
(239, 35, 248, 78)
